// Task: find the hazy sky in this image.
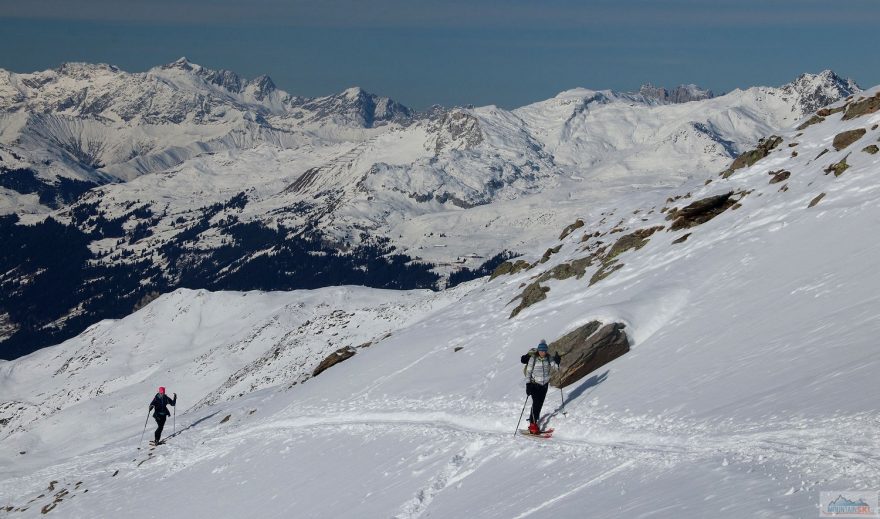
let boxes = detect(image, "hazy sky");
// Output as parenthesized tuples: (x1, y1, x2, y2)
(1, 0, 878, 109)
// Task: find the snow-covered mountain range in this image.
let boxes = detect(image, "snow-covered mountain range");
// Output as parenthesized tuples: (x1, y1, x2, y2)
(1, 83, 878, 517)
(0, 61, 861, 358)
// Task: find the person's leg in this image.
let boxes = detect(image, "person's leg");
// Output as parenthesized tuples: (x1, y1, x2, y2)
(154, 415, 166, 443)
(527, 383, 539, 424)
(532, 384, 548, 426)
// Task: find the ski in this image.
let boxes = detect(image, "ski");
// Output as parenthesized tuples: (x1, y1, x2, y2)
(518, 429, 553, 439)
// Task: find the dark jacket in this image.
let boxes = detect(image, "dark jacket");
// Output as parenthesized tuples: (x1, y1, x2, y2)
(149, 393, 176, 417)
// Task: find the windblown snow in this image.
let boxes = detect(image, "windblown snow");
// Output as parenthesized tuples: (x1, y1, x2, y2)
(1, 83, 878, 517)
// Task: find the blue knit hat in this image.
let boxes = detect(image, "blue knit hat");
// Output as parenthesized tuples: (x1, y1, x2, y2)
(537, 340, 548, 352)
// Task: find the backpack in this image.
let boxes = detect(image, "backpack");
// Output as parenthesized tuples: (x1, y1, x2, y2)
(520, 348, 537, 377)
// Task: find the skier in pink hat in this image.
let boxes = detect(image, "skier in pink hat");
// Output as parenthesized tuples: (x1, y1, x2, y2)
(148, 386, 177, 445)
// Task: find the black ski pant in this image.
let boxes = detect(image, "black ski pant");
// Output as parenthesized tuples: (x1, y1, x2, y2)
(526, 382, 549, 425)
(153, 414, 167, 443)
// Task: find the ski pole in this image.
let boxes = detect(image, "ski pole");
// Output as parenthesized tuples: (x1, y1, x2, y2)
(173, 399, 176, 436)
(514, 393, 530, 437)
(138, 410, 150, 448)
(553, 351, 565, 416)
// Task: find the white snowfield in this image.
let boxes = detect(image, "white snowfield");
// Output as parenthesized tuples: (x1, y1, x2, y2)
(1, 87, 879, 518)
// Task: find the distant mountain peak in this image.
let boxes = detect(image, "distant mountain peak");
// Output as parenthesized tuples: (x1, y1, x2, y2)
(252, 74, 275, 89)
(55, 61, 120, 76)
(789, 69, 860, 92)
(296, 86, 413, 127)
(782, 69, 860, 113)
(165, 56, 194, 70)
(639, 83, 714, 103)
(553, 88, 605, 100)
(342, 86, 366, 99)
(248, 74, 277, 100)
(158, 58, 243, 92)
(203, 68, 244, 93)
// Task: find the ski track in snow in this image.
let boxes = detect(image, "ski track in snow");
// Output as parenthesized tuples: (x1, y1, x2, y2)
(510, 460, 637, 519)
(239, 407, 880, 479)
(7, 402, 874, 517)
(394, 439, 491, 519)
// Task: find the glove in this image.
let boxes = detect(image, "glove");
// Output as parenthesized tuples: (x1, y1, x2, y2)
(552, 352, 561, 364)
(174, 393, 177, 398)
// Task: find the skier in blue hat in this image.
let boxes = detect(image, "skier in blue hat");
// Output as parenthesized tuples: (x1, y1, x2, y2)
(522, 339, 561, 434)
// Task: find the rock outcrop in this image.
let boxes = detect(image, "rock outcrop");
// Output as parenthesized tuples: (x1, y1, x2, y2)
(768, 170, 791, 184)
(667, 192, 736, 231)
(721, 136, 783, 178)
(558, 219, 585, 240)
(490, 259, 531, 279)
(832, 129, 866, 151)
(312, 347, 357, 377)
(509, 282, 550, 318)
(825, 156, 850, 177)
(589, 226, 663, 285)
(842, 91, 880, 120)
(797, 115, 825, 131)
(548, 321, 630, 388)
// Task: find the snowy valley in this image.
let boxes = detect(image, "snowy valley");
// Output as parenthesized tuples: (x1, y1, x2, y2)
(0, 79, 878, 517)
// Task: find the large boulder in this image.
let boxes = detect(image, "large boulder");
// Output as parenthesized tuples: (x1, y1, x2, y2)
(312, 347, 357, 377)
(768, 170, 791, 184)
(832, 128, 866, 151)
(667, 192, 736, 231)
(549, 321, 630, 388)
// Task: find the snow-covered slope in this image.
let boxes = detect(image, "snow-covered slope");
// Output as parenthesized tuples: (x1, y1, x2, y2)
(1, 85, 878, 517)
(0, 286, 465, 468)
